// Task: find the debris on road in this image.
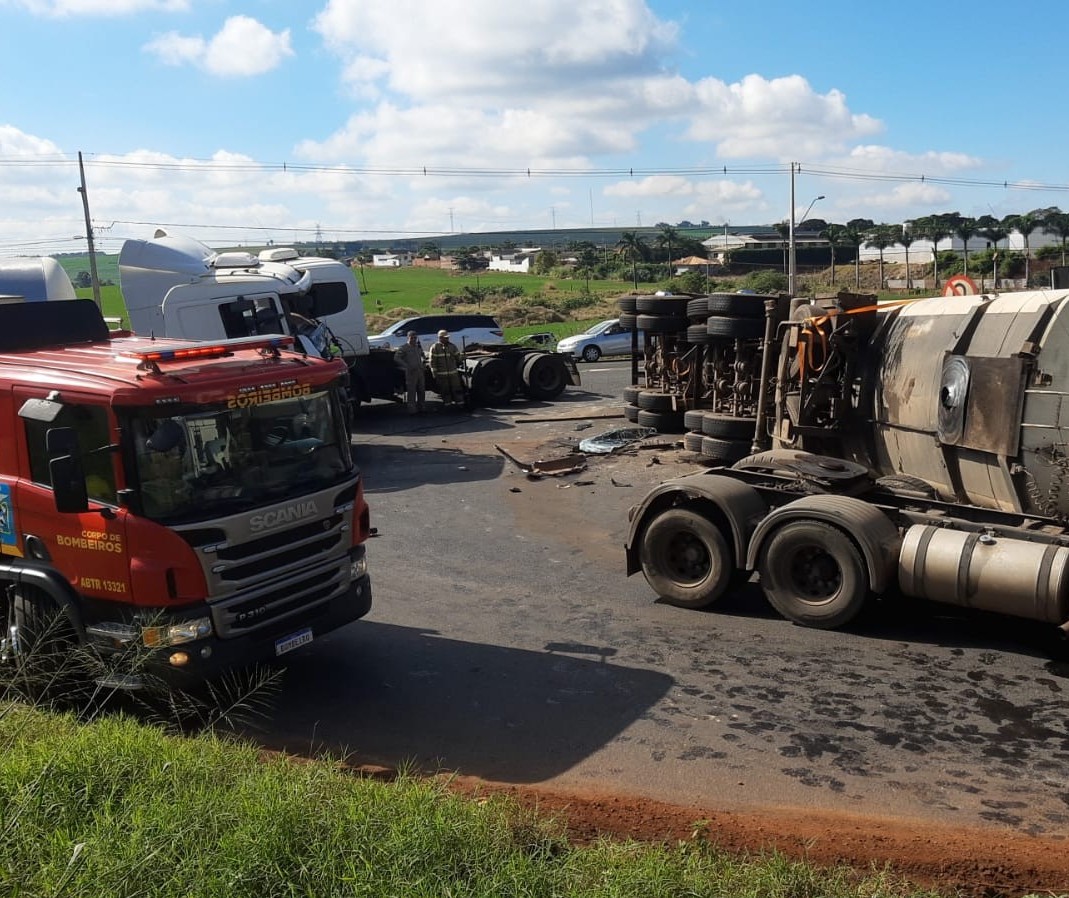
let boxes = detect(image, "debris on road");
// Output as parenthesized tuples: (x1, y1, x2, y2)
(578, 426, 657, 455)
(494, 445, 587, 477)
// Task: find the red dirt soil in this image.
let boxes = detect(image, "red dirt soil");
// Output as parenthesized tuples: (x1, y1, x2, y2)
(435, 774, 1068, 897)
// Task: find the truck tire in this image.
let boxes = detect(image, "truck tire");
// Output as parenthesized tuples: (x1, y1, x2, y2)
(10, 586, 81, 703)
(682, 431, 704, 453)
(470, 357, 516, 405)
(639, 508, 735, 608)
(686, 296, 709, 319)
(521, 352, 566, 400)
(617, 296, 638, 313)
(682, 408, 706, 431)
(756, 520, 869, 629)
(636, 408, 686, 433)
(707, 316, 765, 340)
(636, 313, 689, 334)
(636, 295, 689, 316)
(686, 324, 713, 345)
(700, 436, 751, 463)
(701, 413, 756, 439)
(637, 390, 684, 412)
(705, 293, 766, 318)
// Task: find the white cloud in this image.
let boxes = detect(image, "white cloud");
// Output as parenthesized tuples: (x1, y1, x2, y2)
(687, 74, 883, 159)
(6, 0, 188, 15)
(313, 0, 676, 99)
(143, 15, 293, 77)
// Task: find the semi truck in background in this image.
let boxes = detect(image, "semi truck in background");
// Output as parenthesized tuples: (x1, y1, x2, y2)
(0, 296, 372, 687)
(116, 230, 402, 402)
(115, 230, 578, 408)
(626, 287, 1069, 636)
(0, 256, 77, 301)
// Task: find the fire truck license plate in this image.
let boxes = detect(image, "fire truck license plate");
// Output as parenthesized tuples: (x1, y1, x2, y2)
(275, 628, 313, 656)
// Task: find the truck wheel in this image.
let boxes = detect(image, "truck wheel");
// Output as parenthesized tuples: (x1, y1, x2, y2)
(11, 587, 80, 703)
(705, 293, 766, 318)
(521, 353, 566, 400)
(707, 315, 766, 340)
(470, 357, 516, 405)
(757, 520, 869, 628)
(636, 408, 686, 433)
(640, 508, 735, 609)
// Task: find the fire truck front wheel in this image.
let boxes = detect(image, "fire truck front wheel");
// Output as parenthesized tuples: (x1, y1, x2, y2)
(9, 586, 80, 701)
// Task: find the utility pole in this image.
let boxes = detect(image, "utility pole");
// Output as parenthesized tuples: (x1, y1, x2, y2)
(76, 152, 102, 310)
(788, 163, 797, 296)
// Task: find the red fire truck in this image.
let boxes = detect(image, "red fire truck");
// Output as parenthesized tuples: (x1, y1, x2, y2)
(0, 298, 371, 686)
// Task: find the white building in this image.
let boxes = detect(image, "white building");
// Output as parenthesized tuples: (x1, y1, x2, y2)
(488, 248, 540, 273)
(372, 253, 414, 268)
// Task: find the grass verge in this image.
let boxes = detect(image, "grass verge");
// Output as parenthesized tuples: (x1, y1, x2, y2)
(0, 704, 945, 897)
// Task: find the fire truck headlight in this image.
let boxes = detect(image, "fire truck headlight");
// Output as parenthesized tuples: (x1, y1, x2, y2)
(142, 617, 213, 647)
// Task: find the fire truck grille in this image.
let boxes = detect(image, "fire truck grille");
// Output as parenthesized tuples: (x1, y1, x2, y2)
(218, 531, 342, 582)
(210, 557, 348, 638)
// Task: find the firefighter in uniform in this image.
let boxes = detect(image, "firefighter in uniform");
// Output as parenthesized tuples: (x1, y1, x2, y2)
(428, 329, 465, 407)
(393, 330, 426, 414)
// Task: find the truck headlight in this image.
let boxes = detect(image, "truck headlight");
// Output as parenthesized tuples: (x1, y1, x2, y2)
(142, 617, 213, 647)
(350, 553, 368, 580)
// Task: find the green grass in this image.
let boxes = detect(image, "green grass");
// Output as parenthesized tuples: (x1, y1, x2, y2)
(0, 705, 944, 898)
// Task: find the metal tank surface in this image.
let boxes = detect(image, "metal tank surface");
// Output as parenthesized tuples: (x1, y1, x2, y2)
(854, 289, 1069, 515)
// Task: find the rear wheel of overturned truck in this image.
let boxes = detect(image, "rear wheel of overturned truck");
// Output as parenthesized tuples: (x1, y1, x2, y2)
(639, 508, 735, 609)
(756, 521, 869, 629)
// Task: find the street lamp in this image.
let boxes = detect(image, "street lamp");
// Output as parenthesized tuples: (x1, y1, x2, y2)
(788, 193, 824, 296)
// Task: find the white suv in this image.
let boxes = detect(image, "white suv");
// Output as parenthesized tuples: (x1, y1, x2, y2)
(368, 313, 505, 351)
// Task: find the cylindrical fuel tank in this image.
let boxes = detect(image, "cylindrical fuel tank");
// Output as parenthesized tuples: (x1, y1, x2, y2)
(848, 289, 1069, 515)
(898, 524, 1069, 623)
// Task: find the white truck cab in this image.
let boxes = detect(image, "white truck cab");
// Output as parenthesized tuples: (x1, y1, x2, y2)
(118, 230, 369, 358)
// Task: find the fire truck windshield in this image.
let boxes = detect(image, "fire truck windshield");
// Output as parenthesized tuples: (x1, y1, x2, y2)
(128, 388, 352, 522)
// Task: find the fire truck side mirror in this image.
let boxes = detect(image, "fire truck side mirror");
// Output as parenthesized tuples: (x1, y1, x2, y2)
(46, 426, 89, 514)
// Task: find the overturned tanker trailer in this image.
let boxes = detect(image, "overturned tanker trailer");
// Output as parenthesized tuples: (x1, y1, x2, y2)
(626, 288, 1069, 631)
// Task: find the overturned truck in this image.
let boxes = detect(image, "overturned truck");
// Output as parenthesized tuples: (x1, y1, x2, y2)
(626, 288, 1069, 632)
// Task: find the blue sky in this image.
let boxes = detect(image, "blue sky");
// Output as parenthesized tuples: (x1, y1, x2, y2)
(2, 0, 1068, 257)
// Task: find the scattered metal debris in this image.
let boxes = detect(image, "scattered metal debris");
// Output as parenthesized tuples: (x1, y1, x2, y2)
(578, 426, 657, 455)
(557, 479, 595, 489)
(494, 444, 587, 477)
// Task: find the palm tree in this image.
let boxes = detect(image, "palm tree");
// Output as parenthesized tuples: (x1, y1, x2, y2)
(655, 224, 678, 279)
(898, 223, 917, 290)
(616, 231, 647, 289)
(821, 223, 846, 287)
(976, 215, 1008, 285)
(1005, 210, 1041, 285)
(865, 225, 896, 289)
(844, 219, 873, 290)
(773, 220, 790, 275)
(914, 214, 952, 289)
(949, 213, 977, 277)
(1041, 208, 1069, 266)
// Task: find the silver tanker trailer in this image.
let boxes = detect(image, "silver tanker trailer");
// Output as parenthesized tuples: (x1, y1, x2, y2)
(625, 288, 1069, 631)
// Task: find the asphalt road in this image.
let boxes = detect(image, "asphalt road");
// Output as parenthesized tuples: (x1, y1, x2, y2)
(256, 360, 1069, 837)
